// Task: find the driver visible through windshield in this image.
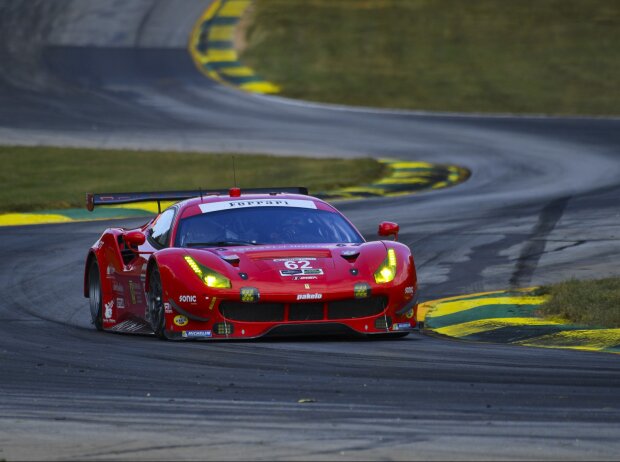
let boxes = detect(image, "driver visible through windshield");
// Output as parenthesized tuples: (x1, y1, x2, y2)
(175, 206, 363, 247)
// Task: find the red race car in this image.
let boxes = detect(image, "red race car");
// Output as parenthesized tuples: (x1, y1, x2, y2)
(84, 187, 419, 340)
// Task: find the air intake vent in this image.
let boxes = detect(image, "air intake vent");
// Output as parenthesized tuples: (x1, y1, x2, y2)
(328, 296, 387, 320)
(289, 303, 324, 321)
(219, 302, 285, 322)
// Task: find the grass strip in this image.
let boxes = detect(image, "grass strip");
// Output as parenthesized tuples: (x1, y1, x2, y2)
(0, 146, 384, 213)
(540, 278, 620, 328)
(242, 0, 620, 115)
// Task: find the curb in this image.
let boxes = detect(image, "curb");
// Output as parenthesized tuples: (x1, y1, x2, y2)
(419, 288, 620, 354)
(320, 159, 469, 200)
(0, 159, 469, 227)
(188, 0, 279, 94)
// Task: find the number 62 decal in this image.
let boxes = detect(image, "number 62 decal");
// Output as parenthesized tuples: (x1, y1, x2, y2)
(284, 260, 312, 270)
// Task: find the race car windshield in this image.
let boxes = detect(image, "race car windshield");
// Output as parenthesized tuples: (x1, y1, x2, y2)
(175, 206, 364, 247)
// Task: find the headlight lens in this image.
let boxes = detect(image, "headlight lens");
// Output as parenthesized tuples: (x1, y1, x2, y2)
(184, 255, 231, 289)
(374, 248, 397, 284)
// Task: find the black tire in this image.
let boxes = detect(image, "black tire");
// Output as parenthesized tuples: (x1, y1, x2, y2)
(88, 259, 103, 331)
(147, 267, 167, 339)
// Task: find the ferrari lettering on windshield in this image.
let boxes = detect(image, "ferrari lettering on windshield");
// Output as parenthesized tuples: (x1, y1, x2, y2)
(199, 199, 317, 214)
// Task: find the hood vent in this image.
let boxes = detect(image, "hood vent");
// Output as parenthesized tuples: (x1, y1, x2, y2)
(247, 249, 332, 260)
(340, 250, 360, 262)
(221, 254, 240, 266)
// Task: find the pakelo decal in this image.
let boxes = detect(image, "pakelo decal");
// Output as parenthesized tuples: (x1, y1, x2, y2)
(296, 293, 322, 301)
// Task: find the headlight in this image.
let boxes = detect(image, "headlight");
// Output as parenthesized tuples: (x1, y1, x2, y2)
(374, 248, 397, 284)
(184, 255, 231, 288)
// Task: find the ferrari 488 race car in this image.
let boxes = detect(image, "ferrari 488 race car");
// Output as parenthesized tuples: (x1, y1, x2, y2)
(84, 187, 419, 340)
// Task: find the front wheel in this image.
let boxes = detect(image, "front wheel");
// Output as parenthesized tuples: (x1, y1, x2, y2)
(88, 260, 103, 331)
(147, 267, 167, 339)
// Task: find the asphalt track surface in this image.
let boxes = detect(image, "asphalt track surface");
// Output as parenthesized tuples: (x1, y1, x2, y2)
(1, 1, 620, 460)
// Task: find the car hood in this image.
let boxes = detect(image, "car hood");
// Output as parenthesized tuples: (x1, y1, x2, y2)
(193, 242, 388, 290)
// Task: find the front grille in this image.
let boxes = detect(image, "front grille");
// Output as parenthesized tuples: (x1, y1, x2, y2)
(219, 296, 387, 322)
(289, 302, 324, 321)
(328, 296, 387, 320)
(219, 302, 285, 322)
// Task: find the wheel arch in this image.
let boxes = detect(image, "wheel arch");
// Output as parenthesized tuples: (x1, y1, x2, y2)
(144, 255, 160, 293)
(84, 251, 99, 298)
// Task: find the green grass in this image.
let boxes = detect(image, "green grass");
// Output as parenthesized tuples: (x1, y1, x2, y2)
(0, 146, 384, 213)
(540, 278, 620, 328)
(242, 0, 620, 115)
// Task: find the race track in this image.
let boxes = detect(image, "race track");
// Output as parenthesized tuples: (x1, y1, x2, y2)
(1, 1, 620, 459)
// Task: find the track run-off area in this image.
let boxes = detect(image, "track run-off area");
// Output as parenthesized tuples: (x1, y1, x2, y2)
(1, 1, 620, 460)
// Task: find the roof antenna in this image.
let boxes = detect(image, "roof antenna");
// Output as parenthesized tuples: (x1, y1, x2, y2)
(232, 155, 237, 187)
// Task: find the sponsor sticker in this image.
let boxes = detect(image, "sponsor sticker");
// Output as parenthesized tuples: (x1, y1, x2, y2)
(405, 286, 415, 295)
(113, 282, 124, 293)
(179, 295, 197, 303)
(354, 282, 371, 299)
(128, 280, 143, 305)
(199, 199, 317, 214)
(116, 297, 125, 309)
(392, 322, 412, 331)
(280, 268, 324, 276)
(181, 330, 213, 338)
(292, 276, 318, 281)
(405, 308, 415, 319)
(104, 300, 114, 319)
(174, 315, 189, 327)
(296, 293, 323, 301)
(164, 302, 173, 314)
(240, 287, 260, 303)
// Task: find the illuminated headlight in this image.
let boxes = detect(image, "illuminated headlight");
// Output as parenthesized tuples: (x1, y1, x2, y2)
(374, 248, 397, 284)
(184, 256, 231, 289)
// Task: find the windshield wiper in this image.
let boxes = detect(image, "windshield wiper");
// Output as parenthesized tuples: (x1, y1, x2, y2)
(184, 240, 261, 247)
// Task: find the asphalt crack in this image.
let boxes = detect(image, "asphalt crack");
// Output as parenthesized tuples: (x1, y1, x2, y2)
(509, 197, 570, 288)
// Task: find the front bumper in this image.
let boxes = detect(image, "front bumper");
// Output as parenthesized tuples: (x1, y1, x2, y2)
(164, 293, 418, 340)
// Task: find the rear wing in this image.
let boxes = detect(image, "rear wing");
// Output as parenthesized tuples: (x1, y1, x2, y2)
(86, 187, 309, 212)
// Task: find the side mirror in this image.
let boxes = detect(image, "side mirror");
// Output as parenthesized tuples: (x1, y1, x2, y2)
(378, 221, 399, 241)
(124, 231, 146, 247)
